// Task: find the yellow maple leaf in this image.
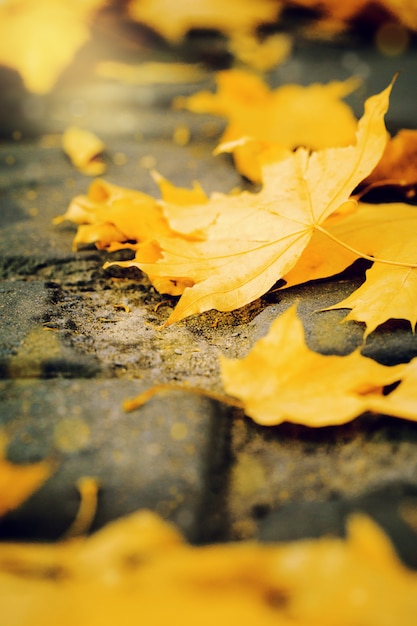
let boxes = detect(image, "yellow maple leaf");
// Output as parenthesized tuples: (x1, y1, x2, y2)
(62, 126, 106, 176)
(127, 0, 280, 43)
(0, 432, 55, 517)
(136, 81, 391, 324)
(176, 70, 360, 181)
(220, 305, 408, 426)
(0, 0, 103, 93)
(1, 510, 416, 625)
(54, 177, 172, 251)
(228, 32, 292, 72)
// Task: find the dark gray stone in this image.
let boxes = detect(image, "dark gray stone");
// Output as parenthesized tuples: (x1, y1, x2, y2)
(257, 484, 417, 570)
(271, 41, 417, 131)
(227, 412, 417, 541)
(0, 380, 229, 543)
(248, 273, 417, 364)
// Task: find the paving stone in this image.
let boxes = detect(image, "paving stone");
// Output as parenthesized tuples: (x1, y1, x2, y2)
(256, 484, 417, 569)
(0, 280, 99, 378)
(0, 380, 229, 543)
(247, 274, 417, 365)
(227, 412, 417, 542)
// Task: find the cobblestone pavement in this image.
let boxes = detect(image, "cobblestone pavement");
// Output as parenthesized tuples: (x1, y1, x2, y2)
(1, 34, 417, 568)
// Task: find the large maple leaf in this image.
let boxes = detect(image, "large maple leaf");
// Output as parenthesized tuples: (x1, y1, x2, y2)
(137, 81, 392, 324)
(220, 305, 414, 427)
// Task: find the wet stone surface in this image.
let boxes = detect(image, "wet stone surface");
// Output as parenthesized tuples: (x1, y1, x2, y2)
(1, 39, 417, 558)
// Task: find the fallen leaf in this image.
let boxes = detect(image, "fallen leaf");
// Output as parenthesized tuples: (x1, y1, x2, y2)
(0, 431, 55, 517)
(62, 126, 106, 176)
(175, 70, 361, 181)
(361, 129, 417, 197)
(228, 32, 292, 71)
(220, 305, 408, 427)
(1, 509, 416, 625)
(54, 177, 171, 250)
(127, 0, 280, 43)
(138, 80, 391, 324)
(0, 0, 103, 93)
(54, 174, 211, 294)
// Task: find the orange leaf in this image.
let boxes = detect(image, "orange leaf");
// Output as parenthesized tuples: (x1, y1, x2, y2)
(0, 432, 55, 517)
(361, 128, 417, 195)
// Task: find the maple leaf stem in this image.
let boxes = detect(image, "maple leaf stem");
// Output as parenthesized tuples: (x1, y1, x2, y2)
(315, 224, 417, 269)
(122, 383, 244, 412)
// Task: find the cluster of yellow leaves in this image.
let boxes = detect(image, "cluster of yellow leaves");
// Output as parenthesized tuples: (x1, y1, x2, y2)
(1, 508, 417, 625)
(59, 73, 417, 333)
(128, 0, 417, 42)
(2, 0, 416, 94)
(57, 69, 417, 427)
